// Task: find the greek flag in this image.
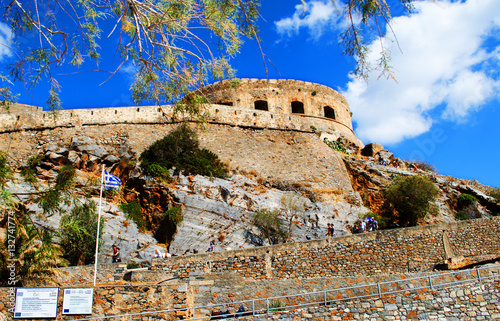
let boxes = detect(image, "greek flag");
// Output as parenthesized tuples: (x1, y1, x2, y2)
(104, 171, 121, 189)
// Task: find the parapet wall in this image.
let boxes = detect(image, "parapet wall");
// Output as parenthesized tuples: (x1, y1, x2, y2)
(0, 79, 362, 147)
(153, 216, 500, 279)
(199, 78, 352, 129)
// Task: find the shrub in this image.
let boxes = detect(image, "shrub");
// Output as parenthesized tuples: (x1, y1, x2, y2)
(0, 151, 12, 183)
(140, 123, 228, 178)
(457, 193, 478, 209)
(21, 154, 42, 183)
(489, 187, 500, 201)
(383, 175, 438, 226)
(163, 206, 183, 226)
(455, 211, 468, 221)
(59, 199, 104, 265)
(119, 201, 146, 231)
(229, 78, 241, 89)
(147, 164, 170, 183)
(155, 207, 183, 245)
(252, 209, 285, 245)
(407, 159, 436, 172)
(269, 299, 286, 311)
(324, 138, 349, 154)
(127, 262, 140, 269)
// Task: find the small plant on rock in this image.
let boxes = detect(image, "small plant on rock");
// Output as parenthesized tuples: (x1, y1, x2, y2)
(252, 209, 285, 245)
(119, 201, 146, 231)
(269, 299, 286, 311)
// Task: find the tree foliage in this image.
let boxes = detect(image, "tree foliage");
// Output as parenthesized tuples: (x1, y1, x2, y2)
(119, 201, 146, 231)
(0, 0, 417, 111)
(36, 165, 77, 217)
(155, 206, 183, 245)
(140, 123, 228, 178)
(251, 209, 285, 245)
(59, 199, 104, 266)
(1, 211, 68, 286)
(383, 175, 438, 226)
(0, 0, 261, 115)
(280, 192, 305, 242)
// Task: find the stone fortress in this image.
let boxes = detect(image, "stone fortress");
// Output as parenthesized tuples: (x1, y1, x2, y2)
(1, 79, 500, 320)
(0, 78, 362, 148)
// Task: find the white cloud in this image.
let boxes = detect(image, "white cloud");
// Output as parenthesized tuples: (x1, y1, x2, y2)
(0, 22, 13, 61)
(275, 1, 341, 39)
(342, 0, 500, 145)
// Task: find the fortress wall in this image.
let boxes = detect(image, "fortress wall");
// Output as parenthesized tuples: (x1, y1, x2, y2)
(0, 102, 362, 147)
(201, 79, 352, 130)
(152, 216, 500, 279)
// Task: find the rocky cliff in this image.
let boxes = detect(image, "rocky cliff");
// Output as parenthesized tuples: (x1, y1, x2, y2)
(0, 122, 498, 265)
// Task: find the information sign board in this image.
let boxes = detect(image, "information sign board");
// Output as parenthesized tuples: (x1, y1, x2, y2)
(62, 288, 94, 315)
(14, 287, 59, 319)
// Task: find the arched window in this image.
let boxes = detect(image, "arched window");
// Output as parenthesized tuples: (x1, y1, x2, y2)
(324, 106, 336, 119)
(254, 100, 268, 111)
(291, 101, 304, 114)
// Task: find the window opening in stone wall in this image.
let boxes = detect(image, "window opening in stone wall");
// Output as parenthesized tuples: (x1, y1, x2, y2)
(291, 101, 304, 114)
(91, 111, 93, 115)
(70, 113, 73, 117)
(43, 114, 45, 119)
(217, 101, 233, 107)
(254, 100, 268, 111)
(137, 108, 140, 112)
(115, 110, 117, 114)
(324, 106, 336, 120)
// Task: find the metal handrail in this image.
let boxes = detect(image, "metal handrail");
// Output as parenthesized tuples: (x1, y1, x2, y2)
(71, 263, 500, 321)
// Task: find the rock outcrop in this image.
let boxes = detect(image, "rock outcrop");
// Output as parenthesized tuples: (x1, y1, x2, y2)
(0, 123, 498, 266)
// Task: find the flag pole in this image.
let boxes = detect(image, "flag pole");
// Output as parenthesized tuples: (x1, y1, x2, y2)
(93, 165, 105, 286)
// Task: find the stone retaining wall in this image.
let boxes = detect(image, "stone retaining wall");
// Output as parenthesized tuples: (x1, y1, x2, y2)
(153, 216, 500, 279)
(233, 280, 500, 321)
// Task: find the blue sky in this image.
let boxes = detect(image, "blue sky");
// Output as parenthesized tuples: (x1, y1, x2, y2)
(0, 0, 499, 187)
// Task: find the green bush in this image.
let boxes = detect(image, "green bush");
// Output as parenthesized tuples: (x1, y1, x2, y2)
(457, 193, 478, 209)
(147, 164, 170, 183)
(0, 151, 12, 183)
(324, 138, 349, 154)
(119, 201, 146, 231)
(269, 299, 286, 311)
(155, 207, 183, 245)
(455, 211, 468, 221)
(252, 209, 285, 244)
(127, 262, 140, 269)
(383, 175, 438, 226)
(140, 123, 228, 178)
(163, 206, 183, 226)
(59, 200, 104, 265)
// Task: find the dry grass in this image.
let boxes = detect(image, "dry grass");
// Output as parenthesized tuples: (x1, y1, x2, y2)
(312, 188, 343, 194)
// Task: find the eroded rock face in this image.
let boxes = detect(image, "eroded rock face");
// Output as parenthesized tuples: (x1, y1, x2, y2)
(0, 125, 497, 266)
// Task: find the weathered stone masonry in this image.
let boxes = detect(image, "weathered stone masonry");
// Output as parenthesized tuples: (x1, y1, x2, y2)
(0, 79, 362, 147)
(153, 217, 500, 279)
